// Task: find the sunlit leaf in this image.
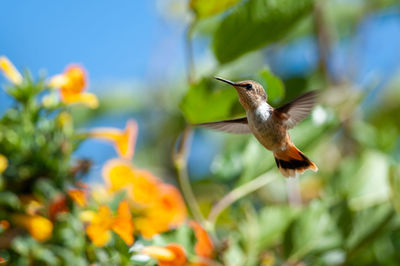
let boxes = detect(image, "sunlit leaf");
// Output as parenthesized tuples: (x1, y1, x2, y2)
(345, 203, 394, 254)
(190, 0, 242, 19)
(213, 0, 314, 63)
(258, 206, 299, 249)
(389, 165, 400, 216)
(0, 191, 20, 209)
(258, 68, 285, 103)
(346, 151, 390, 210)
(286, 201, 341, 259)
(180, 78, 242, 123)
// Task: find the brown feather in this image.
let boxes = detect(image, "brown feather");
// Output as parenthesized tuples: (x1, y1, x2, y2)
(275, 91, 318, 129)
(195, 117, 251, 134)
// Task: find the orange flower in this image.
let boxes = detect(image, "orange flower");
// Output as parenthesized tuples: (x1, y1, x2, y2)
(86, 201, 134, 247)
(68, 188, 87, 207)
(0, 56, 22, 85)
(13, 215, 53, 242)
(138, 222, 213, 266)
(142, 243, 187, 266)
(102, 158, 162, 207)
(134, 184, 187, 239)
(90, 119, 138, 160)
(49, 65, 98, 108)
(102, 159, 136, 191)
(127, 169, 162, 207)
(189, 221, 214, 265)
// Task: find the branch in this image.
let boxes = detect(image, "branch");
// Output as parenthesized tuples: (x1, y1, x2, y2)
(173, 126, 205, 223)
(208, 172, 277, 224)
(313, 1, 334, 85)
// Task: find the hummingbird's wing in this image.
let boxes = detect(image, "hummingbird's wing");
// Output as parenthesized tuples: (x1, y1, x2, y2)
(275, 91, 317, 129)
(195, 117, 251, 134)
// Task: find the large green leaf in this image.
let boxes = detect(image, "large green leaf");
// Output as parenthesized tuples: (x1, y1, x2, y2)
(213, 0, 314, 64)
(286, 201, 342, 259)
(190, 0, 242, 19)
(179, 78, 242, 123)
(258, 206, 299, 249)
(258, 68, 285, 103)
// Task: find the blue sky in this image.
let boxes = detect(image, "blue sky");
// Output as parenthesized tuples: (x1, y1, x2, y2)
(0, 0, 184, 83)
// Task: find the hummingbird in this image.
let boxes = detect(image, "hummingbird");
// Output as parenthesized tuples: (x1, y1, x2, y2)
(196, 77, 318, 178)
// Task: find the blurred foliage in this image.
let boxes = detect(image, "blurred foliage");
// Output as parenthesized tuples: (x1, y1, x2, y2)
(1, 0, 400, 265)
(190, 0, 241, 19)
(213, 0, 314, 63)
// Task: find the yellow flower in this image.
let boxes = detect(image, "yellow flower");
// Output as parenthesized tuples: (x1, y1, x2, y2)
(0, 56, 22, 85)
(13, 215, 53, 242)
(141, 244, 187, 266)
(49, 65, 98, 108)
(90, 119, 138, 160)
(86, 201, 134, 247)
(0, 154, 7, 174)
(102, 159, 137, 191)
(127, 169, 162, 208)
(79, 210, 96, 223)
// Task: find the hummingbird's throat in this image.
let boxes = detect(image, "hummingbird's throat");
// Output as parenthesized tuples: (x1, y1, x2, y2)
(253, 102, 271, 121)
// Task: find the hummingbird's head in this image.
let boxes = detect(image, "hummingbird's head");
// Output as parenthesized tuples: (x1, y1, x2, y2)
(214, 77, 267, 110)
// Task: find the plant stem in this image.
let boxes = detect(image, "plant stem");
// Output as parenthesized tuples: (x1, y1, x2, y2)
(345, 209, 395, 262)
(208, 172, 277, 224)
(173, 126, 205, 223)
(313, 0, 334, 85)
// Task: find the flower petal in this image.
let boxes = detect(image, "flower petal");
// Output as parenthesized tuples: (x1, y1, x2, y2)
(141, 244, 187, 266)
(0, 56, 22, 85)
(13, 215, 53, 242)
(141, 246, 176, 262)
(68, 188, 87, 207)
(111, 201, 134, 245)
(102, 159, 136, 191)
(49, 65, 86, 94)
(189, 221, 214, 259)
(90, 119, 138, 159)
(61, 92, 99, 108)
(86, 205, 113, 246)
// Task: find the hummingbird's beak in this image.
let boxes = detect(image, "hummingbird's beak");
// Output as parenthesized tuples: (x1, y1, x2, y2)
(214, 77, 241, 87)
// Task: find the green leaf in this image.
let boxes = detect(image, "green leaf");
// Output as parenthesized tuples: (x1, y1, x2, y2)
(345, 203, 394, 253)
(190, 0, 242, 19)
(389, 165, 400, 215)
(258, 68, 285, 103)
(286, 201, 341, 260)
(179, 78, 242, 123)
(223, 232, 246, 266)
(0, 191, 21, 209)
(346, 151, 390, 210)
(258, 206, 299, 249)
(213, 0, 314, 64)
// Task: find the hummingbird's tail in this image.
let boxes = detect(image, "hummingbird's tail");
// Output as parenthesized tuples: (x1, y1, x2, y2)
(273, 144, 318, 178)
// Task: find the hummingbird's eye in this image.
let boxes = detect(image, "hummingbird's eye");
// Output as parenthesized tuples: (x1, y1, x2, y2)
(245, 84, 253, 90)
